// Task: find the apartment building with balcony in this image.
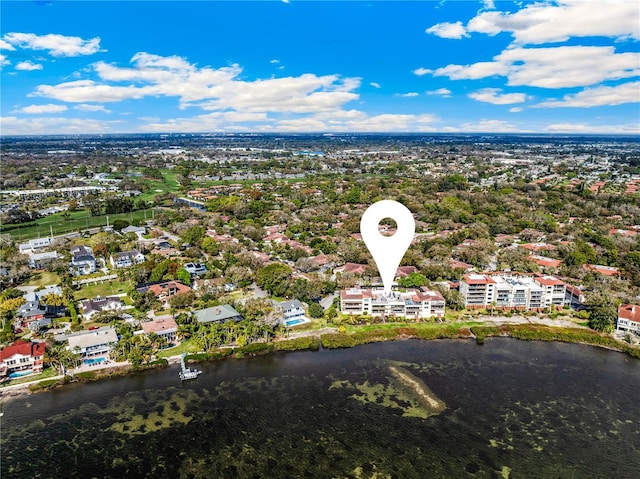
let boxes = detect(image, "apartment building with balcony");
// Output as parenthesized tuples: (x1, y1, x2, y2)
(340, 288, 445, 320)
(460, 273, 567, 310)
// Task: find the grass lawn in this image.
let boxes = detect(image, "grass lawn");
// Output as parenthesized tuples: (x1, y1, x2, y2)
(0, 366, 59, 388)
(138, 170, 180, 202)
(74, 280, 132, 300)
(24, 271, 61, 287)
(156, 340, 199, 358)
(2, 208, 156, 241)
(344, 320, 484, 334)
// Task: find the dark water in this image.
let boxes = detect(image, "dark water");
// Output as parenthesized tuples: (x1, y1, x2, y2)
(2, 339, 639, 479)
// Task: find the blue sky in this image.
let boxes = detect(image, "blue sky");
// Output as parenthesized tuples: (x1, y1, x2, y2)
(1, 0, 638, 135)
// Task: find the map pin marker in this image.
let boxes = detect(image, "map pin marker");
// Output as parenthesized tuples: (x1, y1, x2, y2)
(360, 200, 415, 294)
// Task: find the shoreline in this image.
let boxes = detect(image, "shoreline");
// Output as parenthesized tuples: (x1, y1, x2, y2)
(2, 319, 638, 402)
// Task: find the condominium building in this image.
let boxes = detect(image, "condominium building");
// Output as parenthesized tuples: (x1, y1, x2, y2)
(617, 304, 640, 335)
(340, 288, 445, 319)
(459, 273, 567, 310)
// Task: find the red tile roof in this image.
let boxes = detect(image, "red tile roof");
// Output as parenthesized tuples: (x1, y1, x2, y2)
(0, 340, 45, 361)
(619, 304, 640, 323)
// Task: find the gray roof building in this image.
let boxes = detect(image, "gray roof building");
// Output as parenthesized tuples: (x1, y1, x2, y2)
(194, 305, 243, 324)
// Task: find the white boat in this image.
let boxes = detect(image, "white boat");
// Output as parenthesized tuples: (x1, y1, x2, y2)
(179, 354, 202, 381)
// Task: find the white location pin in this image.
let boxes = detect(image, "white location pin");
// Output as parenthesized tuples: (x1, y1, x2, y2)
(360, 200, 415, 294)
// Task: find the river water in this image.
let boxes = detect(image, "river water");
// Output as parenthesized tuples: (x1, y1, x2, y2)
(2, 338, 639, 478)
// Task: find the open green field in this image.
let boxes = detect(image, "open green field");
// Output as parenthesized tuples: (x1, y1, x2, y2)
(1, 208, 156, 241)
(23, 271, 61, 288)
(74, 280, 132, 301)
(137, 170, 180, 202)
(344, 320, 484, 334)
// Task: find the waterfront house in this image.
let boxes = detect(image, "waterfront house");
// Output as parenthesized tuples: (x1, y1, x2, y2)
(110, 250, 145, 269)
(138, 316, 179, 346)
(194, 305, 243, 324)
(66, 327, 118, 358)
(279, 299, 308, 325)
(0, 340, 45, 380)
(70, 245, 96, 275)
(617, 304, 640, 335)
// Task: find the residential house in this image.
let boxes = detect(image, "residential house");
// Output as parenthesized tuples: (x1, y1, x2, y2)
(0, 340, 46, 380)
(17, 237, 52, 255)
(184, 262, 207, 276)
(66, 327, 119, 358)
(396, 266, 419, 278)
(139, 316, 179, 346)
(29, 251, 59, 269)
(70, 245, 96, 275)
(137, 281, 192, 305)
(194, 304, 243, 324)
(617, 304, 640, 335)
(340, 288, 446, 319)
(16, 287, 66, 331)
(279, 300, 309, 326)
(80, 296, 126, 321)
(110, 250, 145, 269)
(334, 263, 369, 275)
(121, 225, 146, 237)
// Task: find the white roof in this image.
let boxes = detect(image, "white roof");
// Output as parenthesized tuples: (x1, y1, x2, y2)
(67, 328, 118, 350)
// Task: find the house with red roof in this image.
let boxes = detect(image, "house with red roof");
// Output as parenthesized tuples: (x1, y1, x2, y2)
(0, 340, 46, 380)
(137, 281, 192, 306)
(617, 304, 640, 335)
(334, 263, 369, 275)
(138, 316, 179, 346)
(583, 264, 621, 277)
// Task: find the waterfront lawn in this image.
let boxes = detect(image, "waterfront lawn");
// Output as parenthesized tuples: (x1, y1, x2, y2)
(24, 271, 61, 288)
(0, 366, 59, 388)
(156, 340, 199, 358)
(344, 320, 484, 334)
(74, 281, 132, 300)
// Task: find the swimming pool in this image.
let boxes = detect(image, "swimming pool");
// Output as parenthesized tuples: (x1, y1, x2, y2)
(8, 370, 33, 378)
(83, 357, 106, 366)
(284, 318, 307, 327)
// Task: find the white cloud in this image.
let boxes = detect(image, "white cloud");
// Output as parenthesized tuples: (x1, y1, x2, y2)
(34, 80, 152, 103)
(15, 61, 43, 71)
(466, 0, 640, 44)
(509, 107, 523, 113)
(398, 92, 419, 97)
(536, 82, 640, 107)
(0, 39, 15, 50)
(413, 67, 432, 76)
(433, 46, 640, 88)
(0, 54, 8, 68)
(74, 104, 112, 113)
(369, 82, 381, 89)
(0, 115, 118, 135)
(425, 88, 451, 97)
(445, 119, 525, 133)
(34, 53, 361, 115)
(545, 122, 640, 134)
(270, 59, 280, 64)
(468, 88, 527, 104)
(425, 21, 468, 39)
(2, 32, 102, 57)
(20, 104, 68, 114)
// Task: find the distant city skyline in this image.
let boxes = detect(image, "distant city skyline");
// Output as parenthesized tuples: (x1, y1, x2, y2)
(1, 0, 638, 135)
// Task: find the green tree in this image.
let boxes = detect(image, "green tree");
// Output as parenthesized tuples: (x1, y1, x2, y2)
(397, 272, 429, 288)
(586, 293, 618, 333)
(256, 263, 292, 297)
(176, 267, 192, 286)
(308, 302, 324, 318)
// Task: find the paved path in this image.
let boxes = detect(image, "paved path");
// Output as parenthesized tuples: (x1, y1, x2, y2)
(73, 274, 118, 286)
